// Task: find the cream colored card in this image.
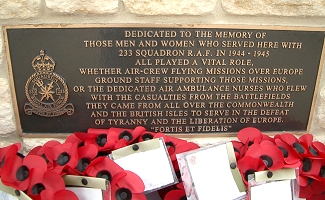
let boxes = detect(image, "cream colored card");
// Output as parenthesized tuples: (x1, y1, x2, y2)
(0, 179, 31, 200)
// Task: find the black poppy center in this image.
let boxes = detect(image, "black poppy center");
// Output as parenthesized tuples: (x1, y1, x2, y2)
(78, 142, 85, 148)
(116, 188, 132, 200)
(302, 158, 312, 172)
(77, 158, 91, 172)
(119, 131, 133, 141)
(141, 133, 153, 141)
(41, 153, 49, 164)
(57, 152, 70, 166)
(309, 146, 319, 156)
(260, 155, 273, 168)
(320, 166, 325, 177)
(233, 147, 241, 155)
(96, 170, 112, 182)
(0, 156, 5, 168)
(17, 152, 24, 158)
(175, 170, 181, 180)
(16, 165, 29, 181)
(31, 183, 45, 195)
(96, 151, 109, 157)
(307, 177, 313, 186)
(244, 169, 256, 181)
(278, 146, 289, 158)
(180, 196, 187, 200)
(165, 141, 175, 150)
(96, 134, 107, 147)
(293, 142, 304, 154)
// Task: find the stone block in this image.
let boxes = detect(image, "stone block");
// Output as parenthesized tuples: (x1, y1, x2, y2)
(0, 103, 16, 135)
(0, 0, 41, 19)
(0, 79, 16, 135)
(221, 0, 325, 16)
(122, 0, 217, 15)
(45, 0, 119, 14)
(0, 78, 11, 103)
(0, 135, 22, 150)
(22, 138, 65, 154)
(0, 31, 2, 65)
(317, 86, 325, 129)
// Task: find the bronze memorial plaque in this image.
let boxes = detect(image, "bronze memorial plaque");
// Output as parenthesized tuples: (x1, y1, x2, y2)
(3, 24, 325, 136)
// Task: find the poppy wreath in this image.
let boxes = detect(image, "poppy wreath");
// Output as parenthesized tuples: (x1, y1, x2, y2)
(0, 126, 324, 200)
(233, 127, 325, 200)
(0, 126, 199, 200)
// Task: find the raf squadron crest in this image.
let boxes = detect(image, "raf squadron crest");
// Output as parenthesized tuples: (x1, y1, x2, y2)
(24, 50, 74, 117)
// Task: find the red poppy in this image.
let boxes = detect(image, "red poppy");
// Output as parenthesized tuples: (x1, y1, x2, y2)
(83, 156, 144, 200)
(187, 142, 200, 150)
(138, 131, 156, 142)
(158, 185, 178, 200)
(1, 154, 47, 191)
(27, 146, 42, 156)
(261, 134, 274, 143)
(309, 177, 325, 195)
(299, 174, 312, 187)
(245, 142, 284, 171)
(43, 189, 79, 200)
(299, 134, 320, 157)
(68, 144, 98, 175)
(232, 141, 247, 160)
(81, 129, 118, 151)
(0, 143, 21, 176)
(299, 176, 325, 199)
(308, 193, 325, 200)
(318, 162, 325, 180)
(110, 170, 146, 200)
(84, 156, 124, 183)
(28, 140, 62, 171)
(109, 126, 146, 149)
(237, 127, 263, 145)
(300, 158, 323, 177)
(162, 182, 188, 200)
(65, 134, 84, 147)
(237, 156, 265, 186)
(274, 138, 301, 168)
(299, 179, 314, 199)
(279, 133, 308, 156)
(164, 188, 187, 200)
(27, 168, 65, 199)
(312, 141, 325, 158)
(43, 141, 79, 174)
(297, 155, 322, 190)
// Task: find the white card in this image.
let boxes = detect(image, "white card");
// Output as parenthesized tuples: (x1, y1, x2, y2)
(111, 138, 177, 192)
(250, 180, 292, 200)
(0, 191, 19, 200)
(181, 143, 245, 200)
(66, 187, 103, 200)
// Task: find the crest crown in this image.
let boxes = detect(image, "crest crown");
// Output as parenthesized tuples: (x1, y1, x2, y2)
(32, 50, 55, 71)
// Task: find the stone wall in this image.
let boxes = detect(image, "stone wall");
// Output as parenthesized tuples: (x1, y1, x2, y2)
(0, 0, 325, 153)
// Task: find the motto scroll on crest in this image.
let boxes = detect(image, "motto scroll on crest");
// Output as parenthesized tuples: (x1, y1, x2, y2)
(24, 50, 74, 117)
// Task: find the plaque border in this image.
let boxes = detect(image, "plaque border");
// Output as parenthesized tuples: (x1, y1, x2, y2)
(3, 24, 325, 138)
